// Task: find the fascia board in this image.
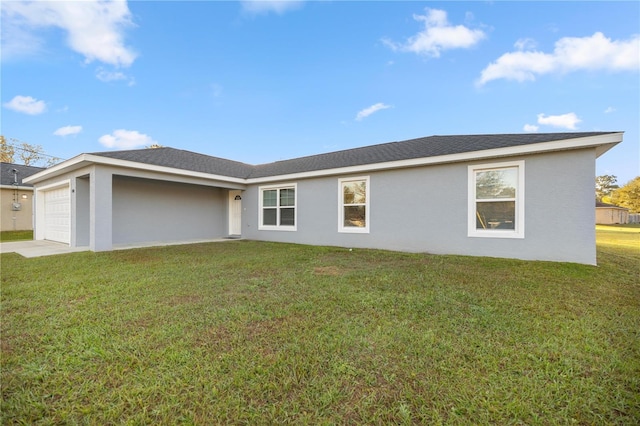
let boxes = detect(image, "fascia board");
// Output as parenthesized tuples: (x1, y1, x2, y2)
(247, 132, 624, 184)
(596, 206, 628, 211)
(23, 154, 90, 184)
(0, 185, 34, 190)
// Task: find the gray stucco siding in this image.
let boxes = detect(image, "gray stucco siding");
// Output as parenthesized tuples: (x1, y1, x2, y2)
(243, 148, 597, 264)
(243, 164, 468, 251)
(112, 175, 228, 246)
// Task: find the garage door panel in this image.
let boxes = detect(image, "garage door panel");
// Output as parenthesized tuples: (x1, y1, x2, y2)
(44, 186, 70, 244)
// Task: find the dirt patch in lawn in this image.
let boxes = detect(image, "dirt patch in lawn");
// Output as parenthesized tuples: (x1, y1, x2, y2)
(313, 266, 344, 276)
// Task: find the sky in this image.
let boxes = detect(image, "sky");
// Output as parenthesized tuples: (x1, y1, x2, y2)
(1, 0, 639, 185)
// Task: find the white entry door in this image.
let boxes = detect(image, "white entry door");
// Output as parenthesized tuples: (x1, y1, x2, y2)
(44, 185, 70, 244)
(228, 190, 242, 236)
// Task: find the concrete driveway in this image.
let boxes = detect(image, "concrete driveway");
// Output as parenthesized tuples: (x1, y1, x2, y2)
(1, 238, 240, 258)
(0, 240, 89, 258)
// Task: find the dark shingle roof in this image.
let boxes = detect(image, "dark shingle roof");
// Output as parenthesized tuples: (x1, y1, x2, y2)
(0, 162, 46, 187)
(249, 132, 612, 178)
(90, 147, 254, 179)
(90, 132, 617, 180)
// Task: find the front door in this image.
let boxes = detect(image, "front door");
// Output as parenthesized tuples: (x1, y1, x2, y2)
(228, 190, 242, 236)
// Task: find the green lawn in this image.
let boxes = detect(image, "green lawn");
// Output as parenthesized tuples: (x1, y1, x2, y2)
(2, 227, 639, 424)
(0, 230, 33, 242)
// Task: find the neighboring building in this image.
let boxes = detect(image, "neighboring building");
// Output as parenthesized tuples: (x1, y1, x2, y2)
(596, 201, 629, 224)
(0, 162, 45, 232)
(24, 132, 622, 265)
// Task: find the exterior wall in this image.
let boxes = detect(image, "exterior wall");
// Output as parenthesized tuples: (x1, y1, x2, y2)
(596, 207, 629, 224)
(243, 148, 598, 264)
(0, 187, 34, 231)
(75, 176, 90, 247)
(32, 164, 242, 251)
(112, 175, 228, 246)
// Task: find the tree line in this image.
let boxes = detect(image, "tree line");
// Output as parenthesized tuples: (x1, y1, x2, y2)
(596, 174, 640, 213)
(0, 135, 63, 167)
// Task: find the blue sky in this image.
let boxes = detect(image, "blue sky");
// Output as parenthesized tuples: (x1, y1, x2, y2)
(2, 1, 639, 184)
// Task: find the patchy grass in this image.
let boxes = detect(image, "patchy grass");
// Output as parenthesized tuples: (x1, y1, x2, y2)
(596, 224, 640, 255)
(0, 230, 33, 242)
(1, 228, 639, 424)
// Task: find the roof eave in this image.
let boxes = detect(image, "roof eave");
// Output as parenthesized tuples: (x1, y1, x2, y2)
(23, 154, 92, 184)
(0, 185, 34, 190)
(23, 153, 248, 186)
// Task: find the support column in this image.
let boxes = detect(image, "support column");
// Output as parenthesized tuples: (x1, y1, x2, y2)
(90, 167, 113, 251)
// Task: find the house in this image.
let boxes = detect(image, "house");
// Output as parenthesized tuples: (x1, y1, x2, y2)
(596, 201, 629, 224)
(24, 132, 622, 265)
(1, 162, 45, 232)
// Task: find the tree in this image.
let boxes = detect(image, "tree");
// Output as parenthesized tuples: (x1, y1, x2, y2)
(0, 136, 61, 167)
(0, 135, 15, 163)
(610, 177, 640, 213)
(595, 174, 619, 202)
(18, 141, 47, 166)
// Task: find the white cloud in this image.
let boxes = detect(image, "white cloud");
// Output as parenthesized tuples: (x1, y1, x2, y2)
(0, 16, 44, 60)
(3, 95, 47, 115)
(514, 38, 537, 51)
(241, 1, 303, 15)
(604, 106, 616, 114)
(537, 112, 581, 130)
(478, 32, 640, 85)
(96, 68, 135, 86)
(1, 0, 137, 67)
(523, 124, 539, 133)
(355, 103, 392, 121)
(99, 129, 157, 149)
(54, 125, 82, 137)
(383, 8, 486, 58)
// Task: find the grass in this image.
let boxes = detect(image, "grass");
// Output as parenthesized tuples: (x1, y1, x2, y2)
(2, 227, 639, 424)
(0, 230, 33, 242)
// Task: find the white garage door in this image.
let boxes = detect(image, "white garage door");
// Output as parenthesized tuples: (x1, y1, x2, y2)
(44, 186, 70, 244)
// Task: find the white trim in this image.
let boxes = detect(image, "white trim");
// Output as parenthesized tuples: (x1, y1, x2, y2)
(36, 179, 72, 192)
(0, 185, 34, 191)
(468, 161, 525, 239)
(596, 206, 628, 211)
(258, 183, 297, 231)
(338, 176, 370, 234)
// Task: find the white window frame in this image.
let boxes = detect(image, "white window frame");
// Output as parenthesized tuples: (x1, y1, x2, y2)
(338, 176, 370, 234)
(468, 160, 524, 239)
(258, 183, 297, 231)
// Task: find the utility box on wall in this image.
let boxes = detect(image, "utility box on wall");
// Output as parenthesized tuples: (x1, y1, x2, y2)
(1, 162, 45, 231)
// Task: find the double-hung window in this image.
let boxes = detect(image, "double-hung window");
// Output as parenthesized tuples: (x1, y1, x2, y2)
(468, 161, 524, 238)
(259, 184, 297, 231)
(339, 176, 370, 233)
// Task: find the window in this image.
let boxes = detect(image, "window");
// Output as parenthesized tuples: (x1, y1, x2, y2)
(259, 184, 297, 231)
(339, 176, 370, 233)
(468, 161, 524, 238)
